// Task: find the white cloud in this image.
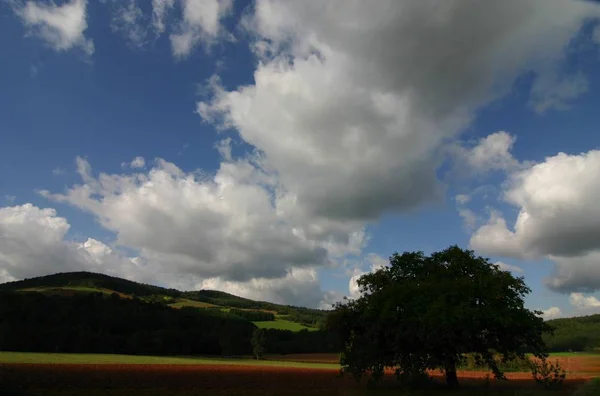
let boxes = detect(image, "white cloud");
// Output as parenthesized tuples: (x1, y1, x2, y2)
(15, 0, 94, 56)
(0, 202, 340, 307)
(152, 0, 175, 34)
(0, 204, 147, 283)
(470, 150, 600, 293)
(537, 306, 562, 321)
(200, 0, 600, 222)
(545, 251, 600, 294)
(569, 292, 600, 308)
(470, 211, 525, 258)
(110, 0, 148, 48)
(529, 72, 589, 114)
(130, 156, 146, 168)
(471, 150, 600, 259)
(3, 195, 16, 204)
(459, 131, 522, 174)
(169, 0, 233, 58)
(347, 253, 387, 299)
(41, 156, 365, 286)
(494, 261, 523, 273)
(198, 268, 331, 308)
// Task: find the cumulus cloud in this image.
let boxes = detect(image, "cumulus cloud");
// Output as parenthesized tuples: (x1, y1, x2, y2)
(198, 268, 332, 309)
(347, 253, 388, 299)
(471, 150, 600, 293)
(454, 131, 524, 174)
(200, 0, 599, 222)
(545, 251, 600, 294)
(569, 292, 600, 309)
(0, 201, 341, 307)
(0, 203, 147, 282)
(130, 156, 146, 168)
(169, 0, 233, 58)
(14, 0, 94, 56)
(471, 150, 600, 259)
(495, 261, 523, 273)
(470, 211, 525, 258)
(40, 156, 365, 286)
(537, 306, 562, 321)
(110, 0, 148, 48)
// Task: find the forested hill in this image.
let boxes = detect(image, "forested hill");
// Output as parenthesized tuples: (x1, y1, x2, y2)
(544, 313, 600, 352)
(0, 271, 328, 327)
(0, 271, 182, 297)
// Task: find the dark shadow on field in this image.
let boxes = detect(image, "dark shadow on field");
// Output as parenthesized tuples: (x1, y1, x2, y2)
(0, 363, 592, 395)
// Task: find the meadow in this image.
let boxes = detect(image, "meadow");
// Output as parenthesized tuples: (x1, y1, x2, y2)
(253, 318, 319, 331)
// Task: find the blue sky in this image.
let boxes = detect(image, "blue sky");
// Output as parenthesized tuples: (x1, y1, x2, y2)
(2, 0, 600, 317)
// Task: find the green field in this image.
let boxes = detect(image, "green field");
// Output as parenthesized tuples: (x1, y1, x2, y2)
(252, 319, 318, 331)
(0, 352, 339, 369)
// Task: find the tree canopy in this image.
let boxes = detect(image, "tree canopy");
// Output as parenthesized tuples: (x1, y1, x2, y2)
(327, 245, 552, 388)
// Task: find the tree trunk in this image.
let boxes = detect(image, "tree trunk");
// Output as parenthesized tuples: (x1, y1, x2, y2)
(445, 361, 459, 389)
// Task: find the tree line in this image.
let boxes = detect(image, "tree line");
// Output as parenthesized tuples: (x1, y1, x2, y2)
(0, 291, 336, 356)
(544, 313, 600, 352)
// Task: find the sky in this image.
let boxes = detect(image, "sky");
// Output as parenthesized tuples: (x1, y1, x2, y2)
(1, 0, 600, 318)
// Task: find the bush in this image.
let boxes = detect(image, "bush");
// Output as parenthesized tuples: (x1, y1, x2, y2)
(572, 378, 600, 396)
(530, 357, 567, 389)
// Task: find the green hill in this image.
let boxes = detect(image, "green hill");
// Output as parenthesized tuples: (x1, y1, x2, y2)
(544, 313, 600, 352)
(0, 271, 327, 329)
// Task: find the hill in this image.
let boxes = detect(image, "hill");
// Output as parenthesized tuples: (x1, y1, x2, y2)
(0, 273, 341, 357)
(0, 271, 328, 328)
(544, 313, 600, 352)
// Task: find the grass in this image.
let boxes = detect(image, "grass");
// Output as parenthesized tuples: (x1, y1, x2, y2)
(545, 352, 600, 357)
(253, 319, 318, 331)
(0, 352, 339, 369)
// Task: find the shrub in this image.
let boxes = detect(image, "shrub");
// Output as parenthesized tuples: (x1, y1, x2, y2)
(530, 357, 567, 389)
(572, 378, 600, 396)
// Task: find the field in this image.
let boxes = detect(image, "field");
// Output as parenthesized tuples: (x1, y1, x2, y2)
(1, 352, 599, 395)
(253, 318, 318, 331)
(167, 299, 217, 309)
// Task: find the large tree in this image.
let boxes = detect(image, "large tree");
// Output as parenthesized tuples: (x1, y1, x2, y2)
(327, 246, 552, 388)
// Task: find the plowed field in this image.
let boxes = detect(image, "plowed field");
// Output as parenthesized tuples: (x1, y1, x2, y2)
(0, 363, 594, 396)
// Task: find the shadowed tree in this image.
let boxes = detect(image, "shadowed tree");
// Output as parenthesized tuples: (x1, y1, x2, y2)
(251, 328, 267, 360)
(327, 245, 552, 388)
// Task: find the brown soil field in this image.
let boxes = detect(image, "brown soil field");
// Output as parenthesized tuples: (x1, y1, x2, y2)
(0, 363, 594, 396)
(272, 353, 600, 375)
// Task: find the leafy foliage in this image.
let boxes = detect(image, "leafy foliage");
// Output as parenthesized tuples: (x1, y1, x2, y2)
(251, 328, 267, 359)
(327, 246, 553, 388)
(530, 357, 567, 389)
(573, 377, 600, 396)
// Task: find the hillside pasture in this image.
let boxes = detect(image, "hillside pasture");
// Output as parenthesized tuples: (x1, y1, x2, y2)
(253, 319, 318, 331)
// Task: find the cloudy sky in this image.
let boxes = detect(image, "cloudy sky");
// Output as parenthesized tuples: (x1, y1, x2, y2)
(2, 0, 600, 317)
